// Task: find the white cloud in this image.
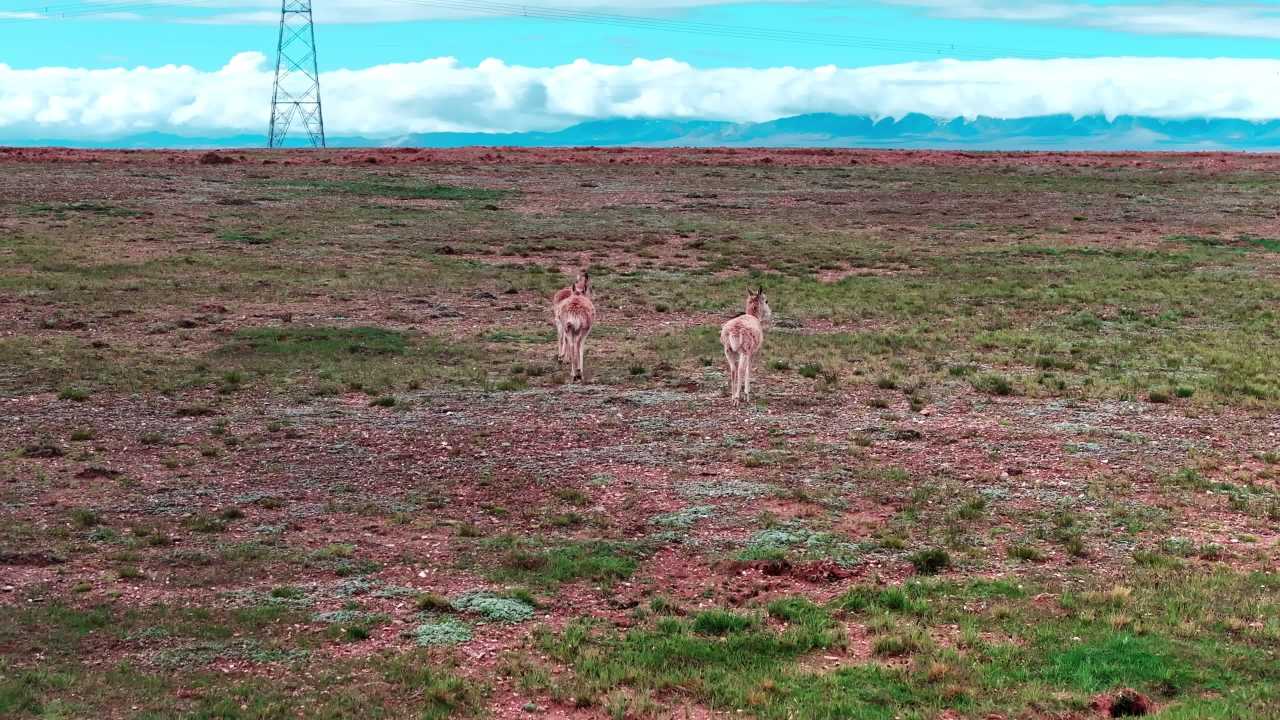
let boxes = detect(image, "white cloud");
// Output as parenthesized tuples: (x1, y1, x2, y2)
(887, 1, 1280, 40)
(2, 52, 1280, 139)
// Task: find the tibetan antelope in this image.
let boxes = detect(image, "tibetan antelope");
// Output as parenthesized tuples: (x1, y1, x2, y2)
(720, 287, 772, 402)
(552, 271, 589, 362)
(555, 274, 595, 383)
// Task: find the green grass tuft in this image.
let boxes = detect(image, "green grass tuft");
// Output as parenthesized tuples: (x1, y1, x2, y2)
(909, 548, 951, 575)
(971, 373, 1015, 396)
(691, 610, 756, 635)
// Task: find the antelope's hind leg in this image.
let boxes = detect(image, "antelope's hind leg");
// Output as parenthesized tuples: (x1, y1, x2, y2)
(723, 346, 739, 400)
(575, 336, 585, 382)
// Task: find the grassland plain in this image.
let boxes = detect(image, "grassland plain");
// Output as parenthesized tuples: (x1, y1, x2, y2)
(1, 146, 1279, 719)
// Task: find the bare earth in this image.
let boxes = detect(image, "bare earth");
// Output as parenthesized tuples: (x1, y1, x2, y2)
(2, 147, 1278, 719)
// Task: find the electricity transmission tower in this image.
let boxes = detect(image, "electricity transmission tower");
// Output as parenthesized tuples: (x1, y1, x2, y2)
(268, 0, 325, 148)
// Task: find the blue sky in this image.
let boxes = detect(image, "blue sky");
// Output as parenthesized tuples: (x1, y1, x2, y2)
(2, 1, 1280, 140)
(4, 0, 1280, 70)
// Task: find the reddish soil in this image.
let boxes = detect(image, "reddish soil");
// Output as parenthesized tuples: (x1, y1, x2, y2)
(2, 146, 1278, 719)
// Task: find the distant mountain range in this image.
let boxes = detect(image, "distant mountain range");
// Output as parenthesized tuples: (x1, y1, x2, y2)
(7, 114, 1280, 150)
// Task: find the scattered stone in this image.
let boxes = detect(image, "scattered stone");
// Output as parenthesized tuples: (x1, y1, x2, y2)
(429, 306, 463, 319)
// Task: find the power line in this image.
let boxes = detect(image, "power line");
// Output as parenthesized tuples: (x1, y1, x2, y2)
(0, 0, 211, 24)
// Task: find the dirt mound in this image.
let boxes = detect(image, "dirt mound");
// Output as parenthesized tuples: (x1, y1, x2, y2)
(0, 551, 66, 567)
(1091, 689, 1154, 717)
(198, 151, 236, 165)
(75, 466, 123, 480)
(721, 558, 855, 583)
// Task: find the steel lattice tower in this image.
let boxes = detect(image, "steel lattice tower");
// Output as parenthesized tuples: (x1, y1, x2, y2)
(268, 0, 325, 148)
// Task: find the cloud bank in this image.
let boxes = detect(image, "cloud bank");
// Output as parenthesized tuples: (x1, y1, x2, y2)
(888, 1, 1280, 40)
(2, 53, 1280, 140)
